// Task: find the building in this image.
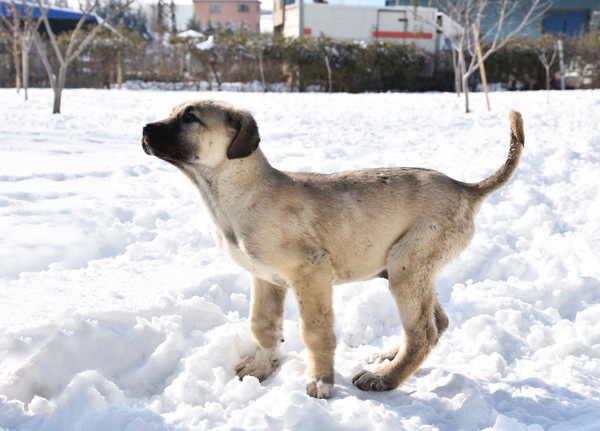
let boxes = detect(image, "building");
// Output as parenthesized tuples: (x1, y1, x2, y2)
(273, 1, 462, 53)
(192, 0, 261, 33)
(0, 0, 97, 34)
(389, 0, 600, 38)
(541, 0, 598, 36)
(173, 3, 195, 34)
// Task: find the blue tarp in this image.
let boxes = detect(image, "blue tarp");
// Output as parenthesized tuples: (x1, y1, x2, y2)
(0, 0, 96, 23)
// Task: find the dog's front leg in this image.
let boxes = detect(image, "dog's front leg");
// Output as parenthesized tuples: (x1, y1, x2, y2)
(293, 273, 336, 399)
(236, 277, 286, 382)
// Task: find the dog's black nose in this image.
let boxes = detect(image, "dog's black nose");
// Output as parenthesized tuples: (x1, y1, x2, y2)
(142, 140, 153, 155)
(143, 123, 156, 135)
(142, 123, 156, 155)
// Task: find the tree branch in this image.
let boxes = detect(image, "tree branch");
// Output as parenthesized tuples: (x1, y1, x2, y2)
(36, 0, 65, 65)
(67, 0, 135, 63)
(32, 30, 56, 88)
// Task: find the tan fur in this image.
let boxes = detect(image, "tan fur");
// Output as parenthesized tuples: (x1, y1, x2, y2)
(142, 100, 524, 399)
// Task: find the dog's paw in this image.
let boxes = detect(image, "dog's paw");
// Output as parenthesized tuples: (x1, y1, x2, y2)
(306, 379, 333, 399)
(352, 370, 395, 392)
(235, 349, 279, 382)
(367, 347, 399, 364)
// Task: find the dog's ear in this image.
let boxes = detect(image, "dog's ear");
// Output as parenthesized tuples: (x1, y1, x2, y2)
(227, 110, 260, 160)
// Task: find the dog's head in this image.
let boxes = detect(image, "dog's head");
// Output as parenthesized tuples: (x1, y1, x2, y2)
(142, 100, 260, 168)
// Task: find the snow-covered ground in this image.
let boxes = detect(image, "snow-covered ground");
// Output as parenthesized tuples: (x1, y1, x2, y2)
(0, 88, 598, 430)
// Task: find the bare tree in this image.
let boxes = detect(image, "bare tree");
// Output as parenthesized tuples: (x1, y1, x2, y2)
(535, 33, 558, 100)
(0, 0, 42, 99)
(1, 2, 22, 92)
(33, 0, 133, 114)
(427, 0, 550, 112)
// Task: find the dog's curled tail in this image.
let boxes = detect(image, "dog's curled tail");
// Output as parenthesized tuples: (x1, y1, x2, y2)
(470, 110, 524, 199)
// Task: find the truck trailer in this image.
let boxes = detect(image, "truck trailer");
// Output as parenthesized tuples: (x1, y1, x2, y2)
(274, 2, 462, 54)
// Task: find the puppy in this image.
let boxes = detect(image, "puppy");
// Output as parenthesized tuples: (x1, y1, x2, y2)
(142, 100, 524, 399)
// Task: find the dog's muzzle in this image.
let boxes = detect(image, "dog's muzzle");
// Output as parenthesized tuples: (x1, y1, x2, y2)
(141, 122, 192, 163)
(141, 138, 153, 156)
(142, 123, 157, 156)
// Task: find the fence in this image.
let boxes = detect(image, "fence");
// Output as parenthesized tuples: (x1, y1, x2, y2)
(1, 30, 598, 92)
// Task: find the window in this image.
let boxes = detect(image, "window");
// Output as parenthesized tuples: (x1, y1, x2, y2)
(238, 4, 249, 13)
(210, 4, 221, 13)
(542, 10, 590, 36)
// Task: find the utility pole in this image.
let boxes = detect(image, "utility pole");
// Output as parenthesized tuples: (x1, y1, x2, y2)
(557, 39, 565, 90)
(157, 0, 164, 41)
(299, 0, 304, 36)
(472, 23, 490, 111)
(170, 0, 177, 34)
(157, 0, 165, 78)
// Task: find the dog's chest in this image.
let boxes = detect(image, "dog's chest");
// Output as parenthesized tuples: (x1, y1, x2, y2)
(218, 231, 288, 287)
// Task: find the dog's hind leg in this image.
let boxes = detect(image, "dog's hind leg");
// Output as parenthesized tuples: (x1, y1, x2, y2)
(434, 299, 449, 337)
(236, 277, 287, 382)
(368, 298, 448, 366)
(353, 230, 447, 392)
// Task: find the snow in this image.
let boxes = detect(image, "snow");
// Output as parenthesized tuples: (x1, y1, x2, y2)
(195, 35, 214, 51)
(177, 30, 205, 39)
(0, 88, 599, 430)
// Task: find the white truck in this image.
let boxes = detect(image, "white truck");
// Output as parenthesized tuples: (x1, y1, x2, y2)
(276, 2, 461, 54)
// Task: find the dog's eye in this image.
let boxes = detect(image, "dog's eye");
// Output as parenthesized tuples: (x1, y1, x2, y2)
(182, 111, 196, 123)
(182, 111, 206, 127)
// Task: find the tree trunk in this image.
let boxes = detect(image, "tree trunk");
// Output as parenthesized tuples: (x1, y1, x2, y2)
(52, 64, 68, 114)
(12, 34, 22, 93)
(453, 50, 461, 96)
(472, 23, 490, 112)
(22, 44, 30, 101)
(461, 57, 470, 113)
(462, 75, 470, 113)
(324, 55, 332, 93)
(117, 55, 123, 90)
(455, 64, 461, 96)
(209, 57, 221, 91)
(258, 50, 267, 92)
(456, 47, 466, 97)
(457, 47, 468, 111)
(545, 65, 551, 103)
(52, 86, 62, 114)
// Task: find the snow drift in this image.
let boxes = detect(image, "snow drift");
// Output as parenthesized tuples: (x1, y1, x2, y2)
(0, 89, 598, 430)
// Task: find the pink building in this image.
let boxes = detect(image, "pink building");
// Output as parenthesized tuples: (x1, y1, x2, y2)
(192, 0, 261, 33)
